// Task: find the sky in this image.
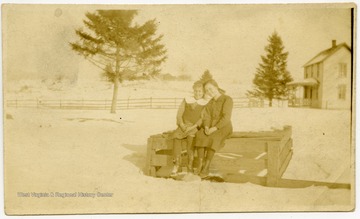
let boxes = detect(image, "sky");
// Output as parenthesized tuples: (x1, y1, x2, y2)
(2, 4, 352, 87)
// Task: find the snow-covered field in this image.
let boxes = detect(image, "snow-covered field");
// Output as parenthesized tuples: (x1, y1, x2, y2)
(4, 79, 249, 100)
(3, 106, 353, 214)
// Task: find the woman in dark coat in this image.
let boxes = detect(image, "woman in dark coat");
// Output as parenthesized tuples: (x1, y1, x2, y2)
(194, 79, 233, 177)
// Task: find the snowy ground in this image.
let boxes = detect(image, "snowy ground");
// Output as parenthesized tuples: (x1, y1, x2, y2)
(3, 106, 353, 214)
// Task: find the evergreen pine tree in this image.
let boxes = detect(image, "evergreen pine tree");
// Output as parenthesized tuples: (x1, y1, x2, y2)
(247, 31, 293, 107)
(199, 69, 213, 84)
(70, 10, 167, 113)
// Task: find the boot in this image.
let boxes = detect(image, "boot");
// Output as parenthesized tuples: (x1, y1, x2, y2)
(187, 158, 194, 173)
(199, 159, 210, 178)
(194, 158, 203, 175)
(170, 157, 181, 177)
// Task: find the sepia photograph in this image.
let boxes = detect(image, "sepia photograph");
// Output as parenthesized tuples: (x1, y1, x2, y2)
(1, 2, 356, 216)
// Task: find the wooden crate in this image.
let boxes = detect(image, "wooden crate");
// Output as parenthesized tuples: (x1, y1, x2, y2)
(145, 126, 293, 186)
(214, 126, 293, 186)
(145, 134, 189, 177)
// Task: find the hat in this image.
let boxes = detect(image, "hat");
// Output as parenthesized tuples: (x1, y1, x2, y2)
(204, 79, 226, 94)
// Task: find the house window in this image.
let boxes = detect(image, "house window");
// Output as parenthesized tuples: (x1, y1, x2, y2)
(304, 87, 313, 99)
(338, 85, 346, 100)
(339, 63, 347, 78)
(305, 66, 311, 78)
(316, 63, 320, 78)
(311, 65, 315, 78)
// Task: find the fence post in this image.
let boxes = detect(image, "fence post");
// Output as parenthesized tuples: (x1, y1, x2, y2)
(127, 97, 130, 109)
(174, 98, 177, 109)
(60, 99, 62, 109)
(150, 97, 152, 109)
(104, 100, 107, 110)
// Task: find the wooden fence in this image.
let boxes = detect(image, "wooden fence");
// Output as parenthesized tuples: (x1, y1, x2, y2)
(288, 98, 312, 107)
(5, 97, 265, 110)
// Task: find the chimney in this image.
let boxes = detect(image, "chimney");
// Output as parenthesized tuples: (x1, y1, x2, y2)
(332, 40, 337, 48)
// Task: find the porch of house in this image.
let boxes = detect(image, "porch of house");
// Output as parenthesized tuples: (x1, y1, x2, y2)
(287, 78, 320, 108)
(288, 98, 313, 107)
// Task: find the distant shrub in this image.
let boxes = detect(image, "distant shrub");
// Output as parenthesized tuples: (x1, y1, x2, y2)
(177, 74, 192, 81)
(161, 73, 177, 81)
(199, 69, 213, 83)
(19, 85, 30, 92)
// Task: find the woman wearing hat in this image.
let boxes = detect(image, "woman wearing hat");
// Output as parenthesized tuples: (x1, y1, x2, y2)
(194, 79, 233, 178)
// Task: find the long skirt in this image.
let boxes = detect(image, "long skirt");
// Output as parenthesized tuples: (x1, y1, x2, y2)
(194, 125, 232, 152)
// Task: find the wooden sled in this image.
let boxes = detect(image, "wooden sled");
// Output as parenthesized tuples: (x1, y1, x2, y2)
(145, 126, 350, 189)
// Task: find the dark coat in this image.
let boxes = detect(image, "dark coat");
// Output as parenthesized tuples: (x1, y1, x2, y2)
(195, 94, 233, 151)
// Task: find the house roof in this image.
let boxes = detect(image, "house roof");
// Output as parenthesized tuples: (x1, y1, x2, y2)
(287, 78, 319, 87)
(303, 43, 351, 67)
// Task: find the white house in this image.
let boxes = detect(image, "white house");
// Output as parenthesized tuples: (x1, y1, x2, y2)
(287, 40, 352, 110)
